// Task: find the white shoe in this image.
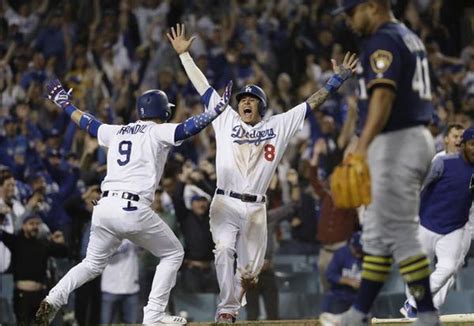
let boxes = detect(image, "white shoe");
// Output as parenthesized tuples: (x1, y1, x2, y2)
(320, 312, 341, 326)
(144, 315, 187, 325)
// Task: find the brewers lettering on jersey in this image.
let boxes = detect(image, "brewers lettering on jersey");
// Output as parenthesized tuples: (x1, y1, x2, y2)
(167, 23, 357, 323)
(321, 1, 441, 326)
(35, 78, 233, 325)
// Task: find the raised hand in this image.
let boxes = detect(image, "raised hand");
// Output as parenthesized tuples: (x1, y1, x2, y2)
(213, 80, 233, 114)
(332, 52, 358, 81)
(46, 78, 72, 109)
(166, 23, 196, 55)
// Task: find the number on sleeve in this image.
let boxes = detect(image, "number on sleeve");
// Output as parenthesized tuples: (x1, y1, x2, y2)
(264, 144, 276, 162)
(412, 56, 432, 100)
(117, 141, 132, 166)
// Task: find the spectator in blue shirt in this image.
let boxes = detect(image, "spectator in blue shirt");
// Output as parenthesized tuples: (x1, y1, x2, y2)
(321, 231, 363, 314)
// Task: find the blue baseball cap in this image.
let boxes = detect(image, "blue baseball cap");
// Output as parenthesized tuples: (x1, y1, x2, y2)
(332, 0, 367, 15)
(349, 231, 363, 251)
(22, 212, 42, 224)
(461, 128, 474, 144)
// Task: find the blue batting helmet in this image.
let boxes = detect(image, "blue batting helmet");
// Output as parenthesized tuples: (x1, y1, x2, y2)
(136, 89, 174, 121)
(235, 84, 267, 117)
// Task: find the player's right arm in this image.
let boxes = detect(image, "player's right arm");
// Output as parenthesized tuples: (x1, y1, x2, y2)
(167, 24, 210, 96)
(45, 78, 103, 139)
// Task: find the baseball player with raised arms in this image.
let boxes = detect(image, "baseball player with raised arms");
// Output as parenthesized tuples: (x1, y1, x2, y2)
(401, 128, 474, 317)
(167, 23, 357, 323)
(35, 78, 233, 325)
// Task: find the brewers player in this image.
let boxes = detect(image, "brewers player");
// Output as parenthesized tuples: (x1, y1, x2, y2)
(401, 128, 474, 317)
(167, 23, 357, 323)
(35, 78, 233, 325)
(325, 0, 440, 325)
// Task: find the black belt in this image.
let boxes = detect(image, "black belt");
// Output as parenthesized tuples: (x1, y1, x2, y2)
(102, 191, 140, 202)
(216, 188, 265, 203)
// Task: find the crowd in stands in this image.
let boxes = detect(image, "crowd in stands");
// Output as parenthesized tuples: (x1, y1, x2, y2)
(1, 0, 473, 323)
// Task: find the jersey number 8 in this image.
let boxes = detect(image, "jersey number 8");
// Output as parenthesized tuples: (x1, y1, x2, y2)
(264, 144, 276, 162)
(117, 140, 132, 166)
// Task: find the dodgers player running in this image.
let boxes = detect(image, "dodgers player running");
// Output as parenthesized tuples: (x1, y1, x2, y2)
(326, 0, 439, 325)
(167, 23, 357, 323)
(35, 78, 233, 325)
(401, 128, 474, 317)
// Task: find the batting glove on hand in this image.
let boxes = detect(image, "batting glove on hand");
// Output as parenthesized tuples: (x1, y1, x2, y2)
(325, 52, 358, 94)
(213, 80, 233, 114)
(46, 79, 72, 109)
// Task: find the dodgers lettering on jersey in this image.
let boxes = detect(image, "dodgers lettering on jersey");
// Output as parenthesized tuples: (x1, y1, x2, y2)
(201, 87, 308, 195)
(420, 154, 474, 234)
(356, 22, 433, 134)
(97, 121, 182, 202)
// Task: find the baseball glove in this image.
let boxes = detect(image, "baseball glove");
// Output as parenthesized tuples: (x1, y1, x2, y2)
(330, 154, 372, 209)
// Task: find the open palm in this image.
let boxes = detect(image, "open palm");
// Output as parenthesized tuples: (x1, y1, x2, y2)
(331, 52, 358, 80)
(166, 23, 196, 55)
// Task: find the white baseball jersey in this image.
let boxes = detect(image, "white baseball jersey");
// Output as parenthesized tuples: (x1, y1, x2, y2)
(202, 88, 308, 195)
(97, 121, 182, 202)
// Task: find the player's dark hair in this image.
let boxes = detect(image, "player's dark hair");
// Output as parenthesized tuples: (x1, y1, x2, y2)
(444, 124, 464, 137)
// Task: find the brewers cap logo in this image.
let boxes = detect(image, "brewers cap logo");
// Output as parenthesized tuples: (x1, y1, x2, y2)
(370, 49, 393, 75)
(245, 86, 252, 93)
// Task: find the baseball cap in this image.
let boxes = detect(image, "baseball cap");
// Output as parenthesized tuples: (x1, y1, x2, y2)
(332, 0, 367, 15)
(349, 231, 363, 251)
(191, 195, 208, 202)
(47, 128, 61, 138)
(22, 212, 42, 224)
(47, 148, 61, 157)
(4, 116, 18, 124)
(461, 128, 474, 144)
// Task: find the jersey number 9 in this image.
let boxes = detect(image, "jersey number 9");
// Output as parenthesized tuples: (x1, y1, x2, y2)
(117, 141, 132, 166)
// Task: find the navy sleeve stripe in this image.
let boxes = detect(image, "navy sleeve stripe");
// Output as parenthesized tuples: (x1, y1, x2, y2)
(367, 78, 397, 90)
(201, 87, 214, 108)
(304, 102, 311, 119)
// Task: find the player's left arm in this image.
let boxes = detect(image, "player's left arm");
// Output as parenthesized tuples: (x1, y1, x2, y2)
(45, 78, 102, 138)
(305, 52, 358, 112)
(355, 86, 395, 155)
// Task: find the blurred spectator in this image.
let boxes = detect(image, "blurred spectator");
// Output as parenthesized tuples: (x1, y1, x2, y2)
(101, 240, 140, 324)
(171, 163, 218, 293)
(309, 140, 359, 294)
(0, 212, 67, 325)
(320, 231, 363, 314)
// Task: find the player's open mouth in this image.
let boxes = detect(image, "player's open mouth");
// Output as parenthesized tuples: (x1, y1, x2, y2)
(243, 108, 252, 117)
